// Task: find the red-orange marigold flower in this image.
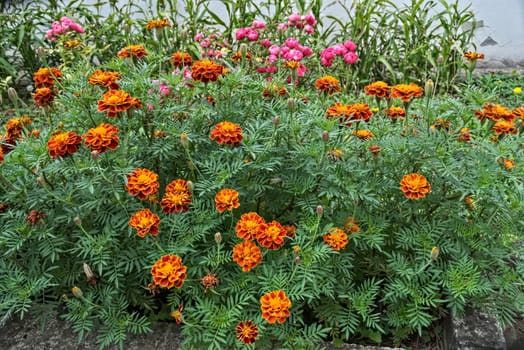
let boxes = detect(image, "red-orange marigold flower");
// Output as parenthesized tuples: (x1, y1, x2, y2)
(210, 121, 243, 145)
(117, 44, 148, 58)
(387, 106, 406, 120)
(215, 188, 240, 213)
(170, 305, 184, 324)
(400, 173, 431, 200)
(492, 120, 518, 135)
(232, 240, 263, 272)
(151, 254, 187, 289)
(83, 123, 119, 153)
(459, 128, 471, 141)
(236, 320, 259, 344)
(88, 70, 122, 90)
(512, 107, 524, 120)
(232, 51, 253, 61)
(191, 59, 226, 83)
(257, 220, 286, 250)
(364, 81, 391, 98)
(129, 208, 160, 238)
(33, 87, 55, 107)
(260, 290, 292, 324)
(283, 224, 296, 238)
(463, 51, 485, 61)
(391, 83, 424, 103)
(161, 179, 192, 213)
(344, 217, 360, 234)
(97, 89, 135, 117)
(33, 67, 62, 88)
(323, 228, 349, 251)
(145, 19, 171, 30)
(47, 131, 82, 158)
(475, 103, 514, 122)
(499, 158, 515, 169)
(125, 168, 160, 201)
(235, 212, 265, 240)
(171, 51, 193, 68)
(315, 75, 341, 95)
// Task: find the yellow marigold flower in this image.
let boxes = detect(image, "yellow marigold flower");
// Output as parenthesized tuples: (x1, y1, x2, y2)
(145, 19, 171, 30)
(232, 240, 263, 272)
(323, 227, 348, 251)
(387, 106, 406, 120)
(235, 212, 266, 241)
(117, 44, 148, 58)
(64, 40, 83, 49)
(492, 120, 518, 135)
(33, 67, 62, 88)
(210, 121, 243, 145)
(191, 59, 226, 83)
(400, 173, 431, 200)
(88, 70, 122, 90)
(33, 87, 55, 107)
(364, 81, 391, 99)
(315, 75, 341, 95)
(125, 168, 160, 201)
(257, 220, 286, 250)
(47, 131, 82, 158)
(170, 305, 183, 324)
(283, 60, 301, 70)
(151, 254, 187, 289)
(260, 290, 292, 324)
(463, 51, 485, 61)
(391, 83, 424, 103)
(514, 87, 522, 94)
(171, 51, 193, 68)
(161, 179, 192, 213)
(215, 188, 240, 213)
(236, 320, 259, 345)
(97, 89, 135, 117)
(83, 123, 119, 153)
(354, 129, 374, 140)
(129, 208, 160, 238)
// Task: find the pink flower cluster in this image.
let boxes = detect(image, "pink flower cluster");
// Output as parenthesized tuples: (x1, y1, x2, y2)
(320, 40, 358, 67)
(278, 13, 317, 34)
(45, 16, 85, 41)
(194, 32, 228, 58)
(235, 20, 266, 42)
(267, 38, 313, 63)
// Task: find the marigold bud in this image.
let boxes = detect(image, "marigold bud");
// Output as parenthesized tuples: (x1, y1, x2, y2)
(316, 205, 323, 216)
(90, 150, 99, 161)
(214, 232, 222, 244)
(295, 256, 301, 265)
(430, 246, 439, 261)
(31, 130, 40, 138)
(425, 79, 434, 96)
(72, 286, 83, 299)
(180, 133, 189, 148)
(74, 216, 82, 226)
(239, 43, 248, 55)
(273, 116, 280, 126)
(36, 47, 46, 57)
(186, 180, 194, 193)
(7, 87, 18, 102)
(322, 130, 329, 143)
(288, 98, 294, 110)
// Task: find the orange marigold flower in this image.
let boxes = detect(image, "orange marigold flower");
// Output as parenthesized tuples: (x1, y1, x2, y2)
(257, 220, 286, 250)
(232, 240, 263, 272)
(25, 209, 45, 226)
(171, 51, 193, 68)
(210, 121, 243, 146)
(33, 67, 62, 88)
(97, 89, 135, 117)
(161, 179, 192, 213)
(431, 118, 451, 131)
(33, 87, 55, 107)
(387, 106, 406, 120)
(235, 212, 266, 240)
(170, 305, 184, 324)
(262, 83, 287, 98)
(283, 224, 296, 238)
(391, 83, 424, 103)
(315, 75, 341, 95)
(151, 254, 187, 289)
(83, 123, 119, 153)
(463, 51, 485, 61)
(236, 320, 259, 345)
(369, 145, 381, 156)
(129, 208, 160, 238)
(364, 81, 391, 98)
(459, 127, 471, 141)
(512, 107, 524, 120)
(499, 158, 515, 169)
(191, 59, 226, 83)
(327, 149, 344, 161)
(117, 44, 148, 58)
(215, 188, 240, 213)
(354, 129, 374, 140)
(344, 217, 360, 234)
(47, 131, 82, 158)
(400, 173, 431, 200)
(475, 103, 514, 122)
(200, 272, 219, 292)
(326, 102, 351, 120)
(64, 39, 83, 49)
(0, 147, 4, 163)
(5, 117, 33, 139)
(326, 103, 372, 126)
(492, 120, 518, 135)
(125, 168, 160, 201)
(323, 227, 349, 251)
(283, 60, 301, 70)
(145, 18, 171, 30)
(88, 70, 122, 90)
(232, 51, 253, 61)
(260, 290, 292, 324)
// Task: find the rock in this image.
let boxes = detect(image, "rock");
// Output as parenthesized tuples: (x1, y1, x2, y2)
(504, 317, 524, 350)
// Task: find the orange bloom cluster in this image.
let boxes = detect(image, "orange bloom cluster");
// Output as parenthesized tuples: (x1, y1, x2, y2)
(47, 131, 82, 158)
(210, 121, 243, 146)
(215, 188, 240, 213)
(400, 173, 431, 199)
(364, 81, 391, 98)
(97, 89, 141, 117)
(463, 51, 485, 61)
(232, 240, 263, 272)
(191, 59, 226, 83)
(326, 102, 372, 126)
(33, 67, 62, 88)
(260, 290, 292, 324)
(283, 60, 301, 70)
(235, 212, 265, 240)
(117, 45, 148, 58)
(459, 128, 471, 141)
(387, 106, 406, 120)
(323, 228, 349, 251)
(171, 51, 193, 68)
(391, 83, 424, 103)
(262, 83, 287, 98)
(1, 117, 33, 155)
(129, 208, 160, 238)
(88, 70, 122, 90)
(344, 216, 360, 234)
(474, 103, 514, 122)
(257, 220, 287, 250)
(83, 123, 119, 153)
(161, 179, 192, 213)
(236, 320, 259, 345)
(145, 19, 171, 30)
(125, 168, 160, 201)
(151, 254, 187, 289)
(354, 129, 374, 140)
(492, 120, 518, 136)
(33, 87, 55, 107)
(315, 75, 341, 95)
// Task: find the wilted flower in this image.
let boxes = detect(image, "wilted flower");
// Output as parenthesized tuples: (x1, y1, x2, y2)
(200, 272, 219, 292)
(26, 209, 45, 226)
(33, 87, 55, 107)
(459, 128, 471, 141)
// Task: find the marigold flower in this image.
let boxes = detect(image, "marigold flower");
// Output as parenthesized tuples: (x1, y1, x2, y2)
(232, 240, 263, 272)
(5, 117, 33, 140)
(236, 320, 259, 344)
(387, 106, 406, 120)
(400, 173, 431, 200)
(170, 305, 184, 324)
(64, 39, 83, 49)
(431, 118, 451, 131)
(283, 224, 296, 238)
(47, 131, 82, 158)
(513, 107, 524, 120)
(161, 179, 192, 213)
(97, 89, 135, 117)
(171, 51, 193, 68)
(262, 83, 287, 98)
(33, 87, 55, 107)
(391, 83, 424, 103)
(326, 102, 372, 126)
(200, 272, 219, 292)
(83, 123, 119, 153)
(283, 60, 301, 70)
(364, 81, 391, 99)
(323, 227, 348, 251)
(459, 128, 471, 141)
(315, 75, 341, 95)
(0, 147, 4, 163)
(215, 188, 240, 213)
(235, 212, 266, 240)
(26, 209, 45, 226)
(463, 51, 484, 61)
(210, 121, 243, 146)
(125, 168, 160, 201)
(88, 70, 122, 90)
(344, 217, 360, 234)
(260, 290, 292, 324)
(145, 19, 171, 30)
(33, 67, 62, 88)
(327, 149, 344, 161)
(151, 254, 187, 289)
(257, 220, 286, 250)
(117, 44, 148, 58)
(354, 129, 374, 140)
(369, 145, 381, 156)
(475, 103, 514, 122)
(191, 59, 226, 83)
(492, 120, 518, 135)
(129, 208, 160, 238)
(231, 51, 253, 61)
(499, 158, 515, 169)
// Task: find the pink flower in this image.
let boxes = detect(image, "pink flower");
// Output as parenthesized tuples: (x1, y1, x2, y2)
(266, 66, 277, 73)
(304, 13, 317, 26)
(288, 13, 301, 22)
(277, 23, 288, 31)
(147, 103, 155, 110)
(344, 40, 357, 51)
(333, 44, 347, 55)
(159, 83, 170, 96)
(321, 48, 336, 60)
(297, 63, 307, 77)
(286, 49, 303, 61)
(321, 57, 333, 67)
(268, 54, 278, 63)
(285, 37, 299, 49)
(260, 39, 271, 47)
(200, 39, 211, 48)
(268, 45, 280, 56)
(194, 33, 204, 41)
(343, 51, 359, 64)
(304, 25, 314, 34)
(235, 28, 248, 40)
(298, 45, 312, 57)
(252, 20, 266, 29)
(247, 29, 259, 41)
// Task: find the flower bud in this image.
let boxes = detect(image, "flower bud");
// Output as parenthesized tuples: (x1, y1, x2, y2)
(239, 43, 248, 56)
(179, 30, 187, 41)
(36, 47, 46, 57)
(214, 232, 222, 244)
(31, 130, 40, 138)
(322, 130, 329, 143)
(90, 150, 99, 161)
(83, 263, 97, 285)
(287, 98, 294, 111)
(273, 116, 280, 126)
(180, 133, 189, 148)
(186, 180, 194, 193)
(430, 246, 439, 261)
(74, 216, 82, 226)
(294, 256, 301, 265)
(437, 55, 444, 64)
(7, 87, 18, 102)
(425, 79, 434, 96)
(72, 286, 83, 299)
(316, 205, 323, 216)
